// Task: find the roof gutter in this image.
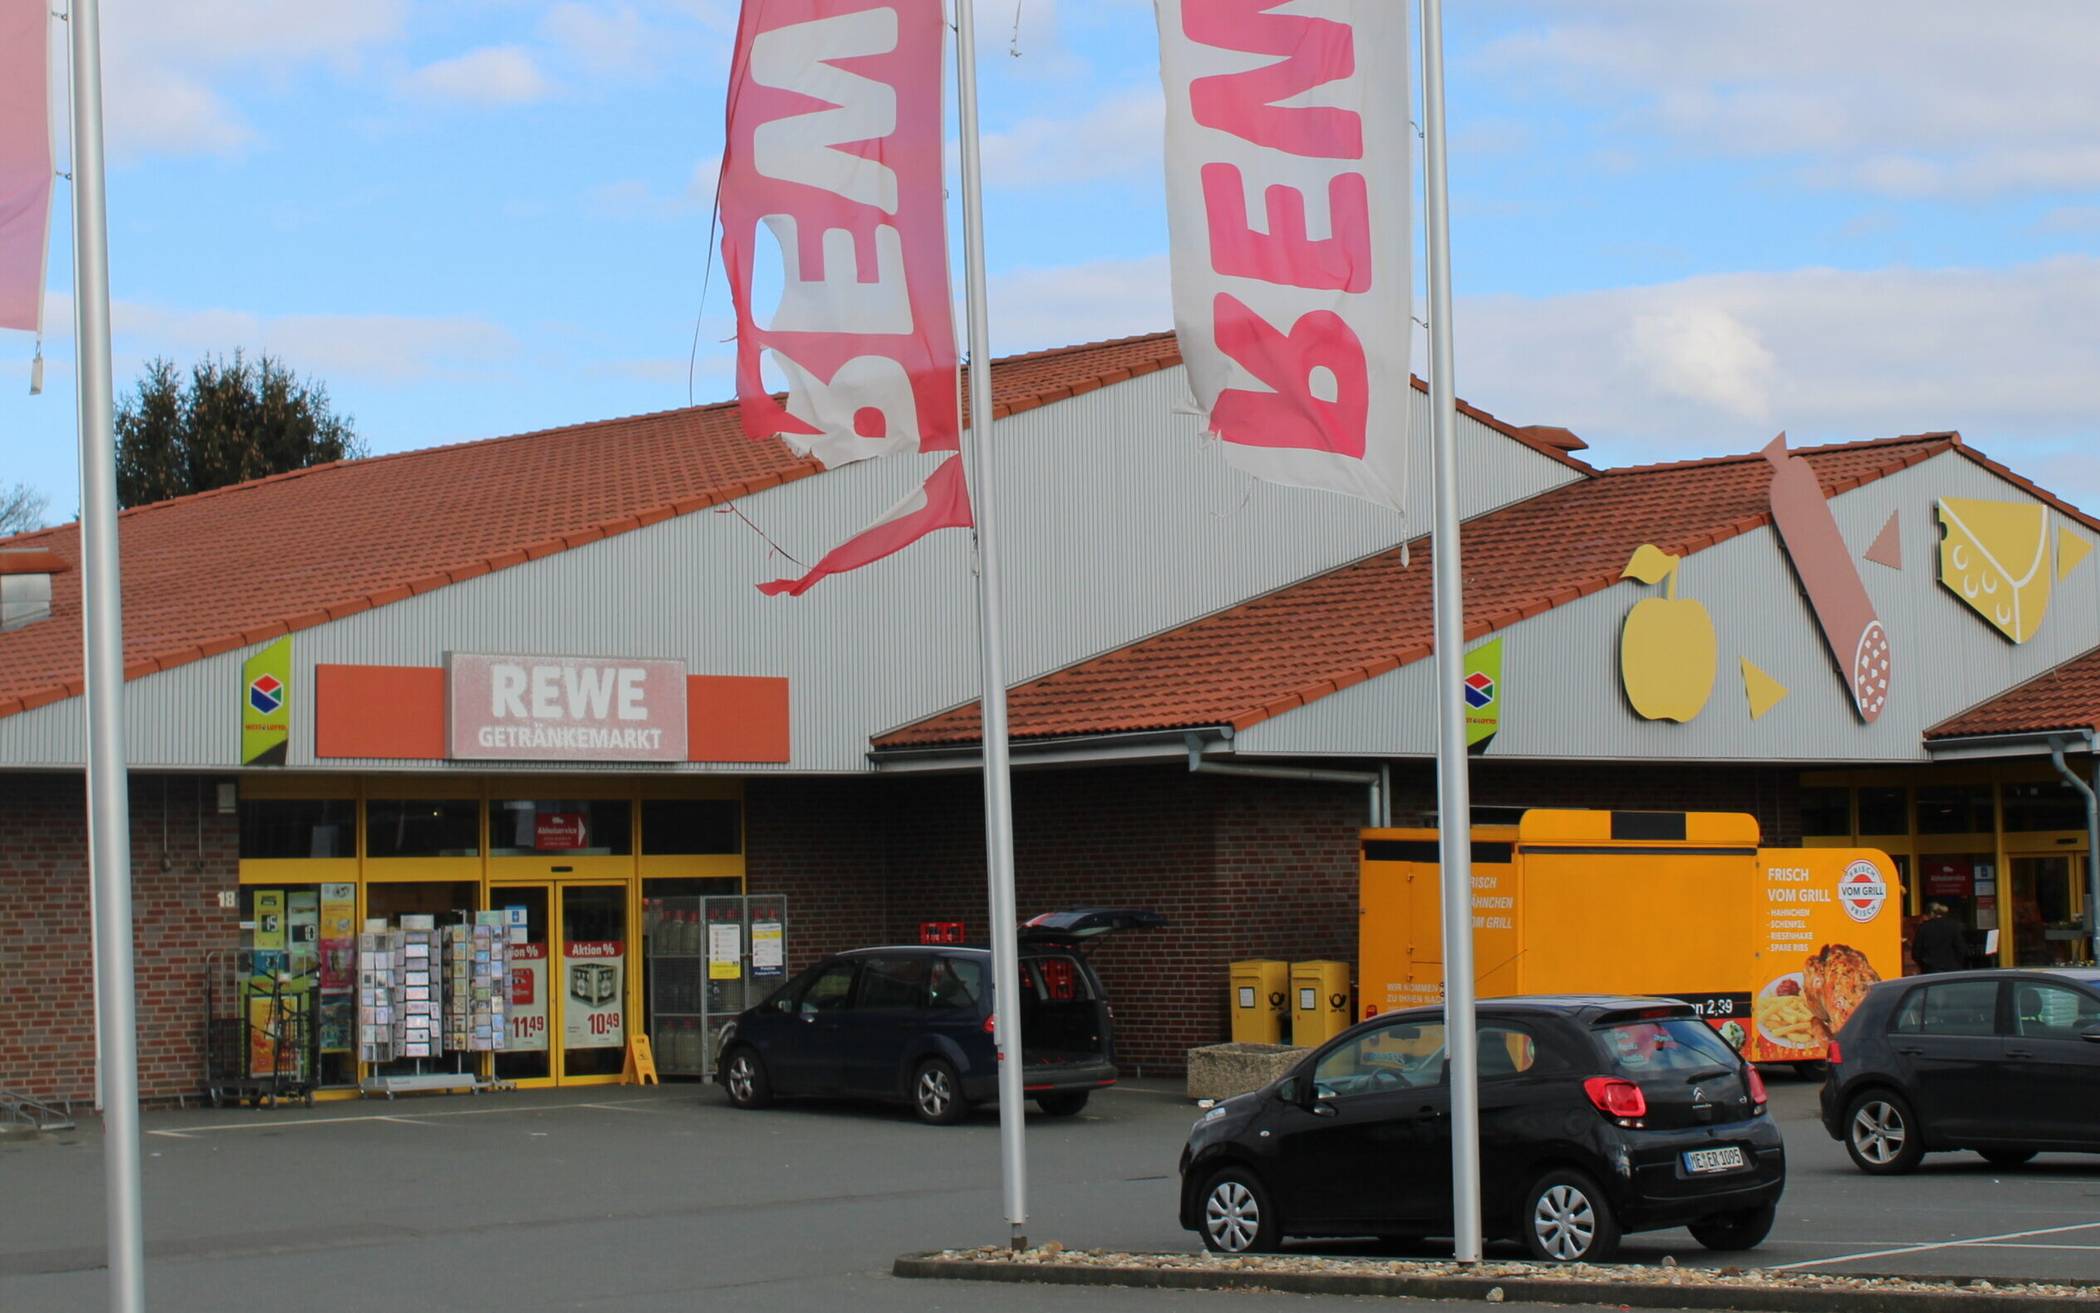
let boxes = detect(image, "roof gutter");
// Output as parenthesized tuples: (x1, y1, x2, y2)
(2045, 734, 2100, 966)
(1184, 733, 1387, 827)
(1923, 729, 2099, 762)
(868, 727, 1236, 774)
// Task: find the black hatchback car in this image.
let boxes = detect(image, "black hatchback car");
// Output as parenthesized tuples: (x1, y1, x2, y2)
(1821, 968, 2100, 1173)
(1180, 998, 1783, 1262)
(714, 909, 1162, 1124)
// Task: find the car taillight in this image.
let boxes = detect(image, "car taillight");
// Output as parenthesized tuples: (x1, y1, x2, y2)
(983, 1014, 997, 1035)
(1827, 1041, 1842, 1066)
(1583, 1076, 1647, 1121)
(1744, 1065, 1768, 1107)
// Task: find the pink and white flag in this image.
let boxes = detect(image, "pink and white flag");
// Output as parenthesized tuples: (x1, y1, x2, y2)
(0, 0, 53, 334)
(721, 0, 959, 469)
(1154, 0, 1412, 512)
(758, 454, 973, 596)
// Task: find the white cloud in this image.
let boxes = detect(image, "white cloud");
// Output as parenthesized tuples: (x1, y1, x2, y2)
(979, 86, 1164, 189)
(2035, 206, 2100, 235)
(985, 254, 1171, 354)
(542, 3, 654, 78)
(405, 46, 554, 107)
(591, 154, 722, 220)
(90, 298, 521, 383)
(1448, 257, 2100, 507)
(97, 0, 408, 158)
(1478, 1, 2100, 197)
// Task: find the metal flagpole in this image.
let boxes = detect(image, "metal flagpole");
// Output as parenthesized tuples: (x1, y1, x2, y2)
(67, 0, 148, 1306)
(951, 0, 1030, 1252)
(1418, 0, 1483, 1265)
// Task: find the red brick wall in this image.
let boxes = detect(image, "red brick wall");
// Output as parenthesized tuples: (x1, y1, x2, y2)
(736, 761, 1805, 1076)
(744, 776, 891, 965)
(0, 761, 1808, 1101)
(0, 774, 239, 1106)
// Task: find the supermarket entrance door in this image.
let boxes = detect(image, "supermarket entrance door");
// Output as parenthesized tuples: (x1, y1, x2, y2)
(556, 882, 632, 1083)
(491, 885, 553, 1086)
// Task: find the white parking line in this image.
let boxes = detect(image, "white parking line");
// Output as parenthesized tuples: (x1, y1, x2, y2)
(1772, 1220, 2100, 1270)
(141, 1096, 672, 1136)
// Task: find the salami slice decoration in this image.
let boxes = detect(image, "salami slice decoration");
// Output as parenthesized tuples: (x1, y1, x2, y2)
(1763, 434, 1891, 723)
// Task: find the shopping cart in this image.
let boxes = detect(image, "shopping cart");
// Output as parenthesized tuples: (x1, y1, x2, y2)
(203, 950, 316, 1108)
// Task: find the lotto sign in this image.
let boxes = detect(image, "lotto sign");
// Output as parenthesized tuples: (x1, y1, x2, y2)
(240, 636, 293, 766)
(1463, 638, 1503, 752)
(249, 674, 283, 715)
(1840, 860, 1891, 924)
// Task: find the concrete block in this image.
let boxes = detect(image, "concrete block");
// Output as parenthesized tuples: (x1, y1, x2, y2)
(1185, 1042, 1306, 1101)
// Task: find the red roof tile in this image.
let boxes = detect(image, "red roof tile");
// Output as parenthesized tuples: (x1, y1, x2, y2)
(0, 334, 1200, 722)
(876, 434, 1971, 749)
(1927, 644, 2100, 741)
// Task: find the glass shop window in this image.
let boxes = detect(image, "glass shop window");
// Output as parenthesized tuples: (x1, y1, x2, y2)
(491, 799, 633, 856)
(366, 799, 481, 858)
(641, 799, 742, 855)
(1799, 787, 1852, 838)
(240, 798, 355, 859)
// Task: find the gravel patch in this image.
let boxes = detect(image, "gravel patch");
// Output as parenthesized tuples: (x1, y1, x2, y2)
(896, 1246, 2100, 1311)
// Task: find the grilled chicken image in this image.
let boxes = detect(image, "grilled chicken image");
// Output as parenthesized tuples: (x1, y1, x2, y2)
(1803, 943, 1881, 1040)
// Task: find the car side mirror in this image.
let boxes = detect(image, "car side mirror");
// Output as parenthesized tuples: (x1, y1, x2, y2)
(1312, 1087, 1339, 1116)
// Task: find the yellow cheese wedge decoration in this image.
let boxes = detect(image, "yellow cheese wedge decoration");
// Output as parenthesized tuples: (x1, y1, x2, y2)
(1937, 498, 2051, 643)
(2060, 526, 2092, 582)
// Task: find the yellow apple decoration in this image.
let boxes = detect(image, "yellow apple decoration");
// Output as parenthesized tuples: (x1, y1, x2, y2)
(1621, 544, 1718, 723)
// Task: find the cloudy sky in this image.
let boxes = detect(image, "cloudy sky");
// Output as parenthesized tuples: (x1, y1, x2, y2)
(3, 0, 2096, 522)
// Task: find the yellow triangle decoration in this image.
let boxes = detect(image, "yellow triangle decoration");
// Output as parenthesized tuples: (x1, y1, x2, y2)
(1741, 658, 1790, 721)
(2060, 526, 2093, 582)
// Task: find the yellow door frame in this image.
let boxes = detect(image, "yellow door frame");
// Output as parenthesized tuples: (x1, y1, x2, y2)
(488, 879, 558, 1089)
(549, 877, 636, 1087)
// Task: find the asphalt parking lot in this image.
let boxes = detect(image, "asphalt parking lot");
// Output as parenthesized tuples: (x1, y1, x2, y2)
(3, 1069, 2097, 1313)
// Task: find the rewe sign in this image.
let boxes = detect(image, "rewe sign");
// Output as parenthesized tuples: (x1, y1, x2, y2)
(719, 0, 958, 470)
(1156, 0, 1413, 512)
(449, 654, 687, 763)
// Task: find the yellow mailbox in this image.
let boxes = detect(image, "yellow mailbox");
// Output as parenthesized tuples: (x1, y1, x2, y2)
(1290, 960, 1352, 1046)
(1228, 959, 1289, 1044)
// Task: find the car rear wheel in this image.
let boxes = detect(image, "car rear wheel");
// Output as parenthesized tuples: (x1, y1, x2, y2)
(1844, 1090, 1922, 1174)
(1521, 1169, 1620, 1263)
(1035, 1091, 1089, 1117)
(723, 1047, 771, 1110)
(1198, 1166, 1280, 1254)
(912, 1058, 969, 1126)
(1688, 1202, 1777, 1251)
(1980, 1150, 2036, 1170)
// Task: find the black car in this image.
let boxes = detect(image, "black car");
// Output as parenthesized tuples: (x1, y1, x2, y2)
(1821, 968, 2100, 1173)
(713, 909, 1162, 1124)
(1179, 997, 1783, 1262)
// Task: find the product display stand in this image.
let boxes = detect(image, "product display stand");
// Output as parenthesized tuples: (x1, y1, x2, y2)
(359, 914, 488, 1098)
(644, 895, 787, 1078)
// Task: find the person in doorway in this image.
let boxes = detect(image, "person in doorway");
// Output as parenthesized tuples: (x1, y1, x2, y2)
(1911, 902, 1967, 974)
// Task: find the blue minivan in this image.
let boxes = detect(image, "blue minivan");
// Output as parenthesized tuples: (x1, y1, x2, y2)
(714, 909, 1163, 1124)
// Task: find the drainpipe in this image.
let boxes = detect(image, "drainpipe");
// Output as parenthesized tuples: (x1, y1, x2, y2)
(2047, 735, 2100, 966)
(1186, 735, 1384, 826)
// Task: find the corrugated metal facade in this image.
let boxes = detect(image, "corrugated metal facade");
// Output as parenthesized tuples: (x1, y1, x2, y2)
(1239, 449, 2100, 763)
(0, 366, 1578, 771)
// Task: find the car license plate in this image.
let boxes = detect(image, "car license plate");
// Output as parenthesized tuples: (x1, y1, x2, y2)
(1683, 1147, 1745, 1174)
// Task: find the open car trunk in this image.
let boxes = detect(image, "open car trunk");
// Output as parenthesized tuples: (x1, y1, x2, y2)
(1017, 951, 1107, 1065)
(1011, 908, 1165, 1067)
